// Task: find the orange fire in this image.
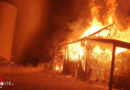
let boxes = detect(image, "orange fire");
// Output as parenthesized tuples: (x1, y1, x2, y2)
(68, 42, 84, 61)
(55, 65, 63, 71)
(55, 0, 130, 73)
(67, 0, 128, 63)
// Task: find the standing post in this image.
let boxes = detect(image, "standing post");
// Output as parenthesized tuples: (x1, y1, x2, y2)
(109, 44, 116, 90)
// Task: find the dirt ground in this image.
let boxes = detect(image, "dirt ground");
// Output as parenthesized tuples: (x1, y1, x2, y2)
(0, 66, 108, 90)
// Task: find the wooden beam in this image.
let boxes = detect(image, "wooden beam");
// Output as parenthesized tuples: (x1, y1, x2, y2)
(109, 44, 116, 90)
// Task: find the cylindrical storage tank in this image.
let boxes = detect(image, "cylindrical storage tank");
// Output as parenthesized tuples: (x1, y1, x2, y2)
(0, 1, 17, 61)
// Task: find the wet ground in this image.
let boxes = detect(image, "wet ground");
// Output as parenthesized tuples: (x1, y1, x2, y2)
(0, 66, 108, 90)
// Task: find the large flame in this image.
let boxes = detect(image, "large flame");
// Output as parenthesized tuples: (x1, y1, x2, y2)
(67, 0, 128, 62)
(55, 0, 129, 73)
(68, 42, 84, 61)
(82, 0, 103, 37)
(105, 0, 118, 24)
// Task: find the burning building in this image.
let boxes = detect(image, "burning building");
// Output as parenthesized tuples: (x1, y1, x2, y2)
(53, 0, 130, 90)
(53, 24, 130, 89)
(0, 0, 129, 89)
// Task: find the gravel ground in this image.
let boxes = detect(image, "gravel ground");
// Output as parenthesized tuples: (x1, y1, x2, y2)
(0, 66, 108, 90)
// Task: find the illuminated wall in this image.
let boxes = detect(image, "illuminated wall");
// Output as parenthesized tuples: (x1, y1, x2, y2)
(0, 1, 17, 61)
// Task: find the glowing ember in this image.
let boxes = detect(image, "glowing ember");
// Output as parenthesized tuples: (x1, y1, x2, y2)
(56, 66, 60, 71)
(55, 65, 63, 71)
